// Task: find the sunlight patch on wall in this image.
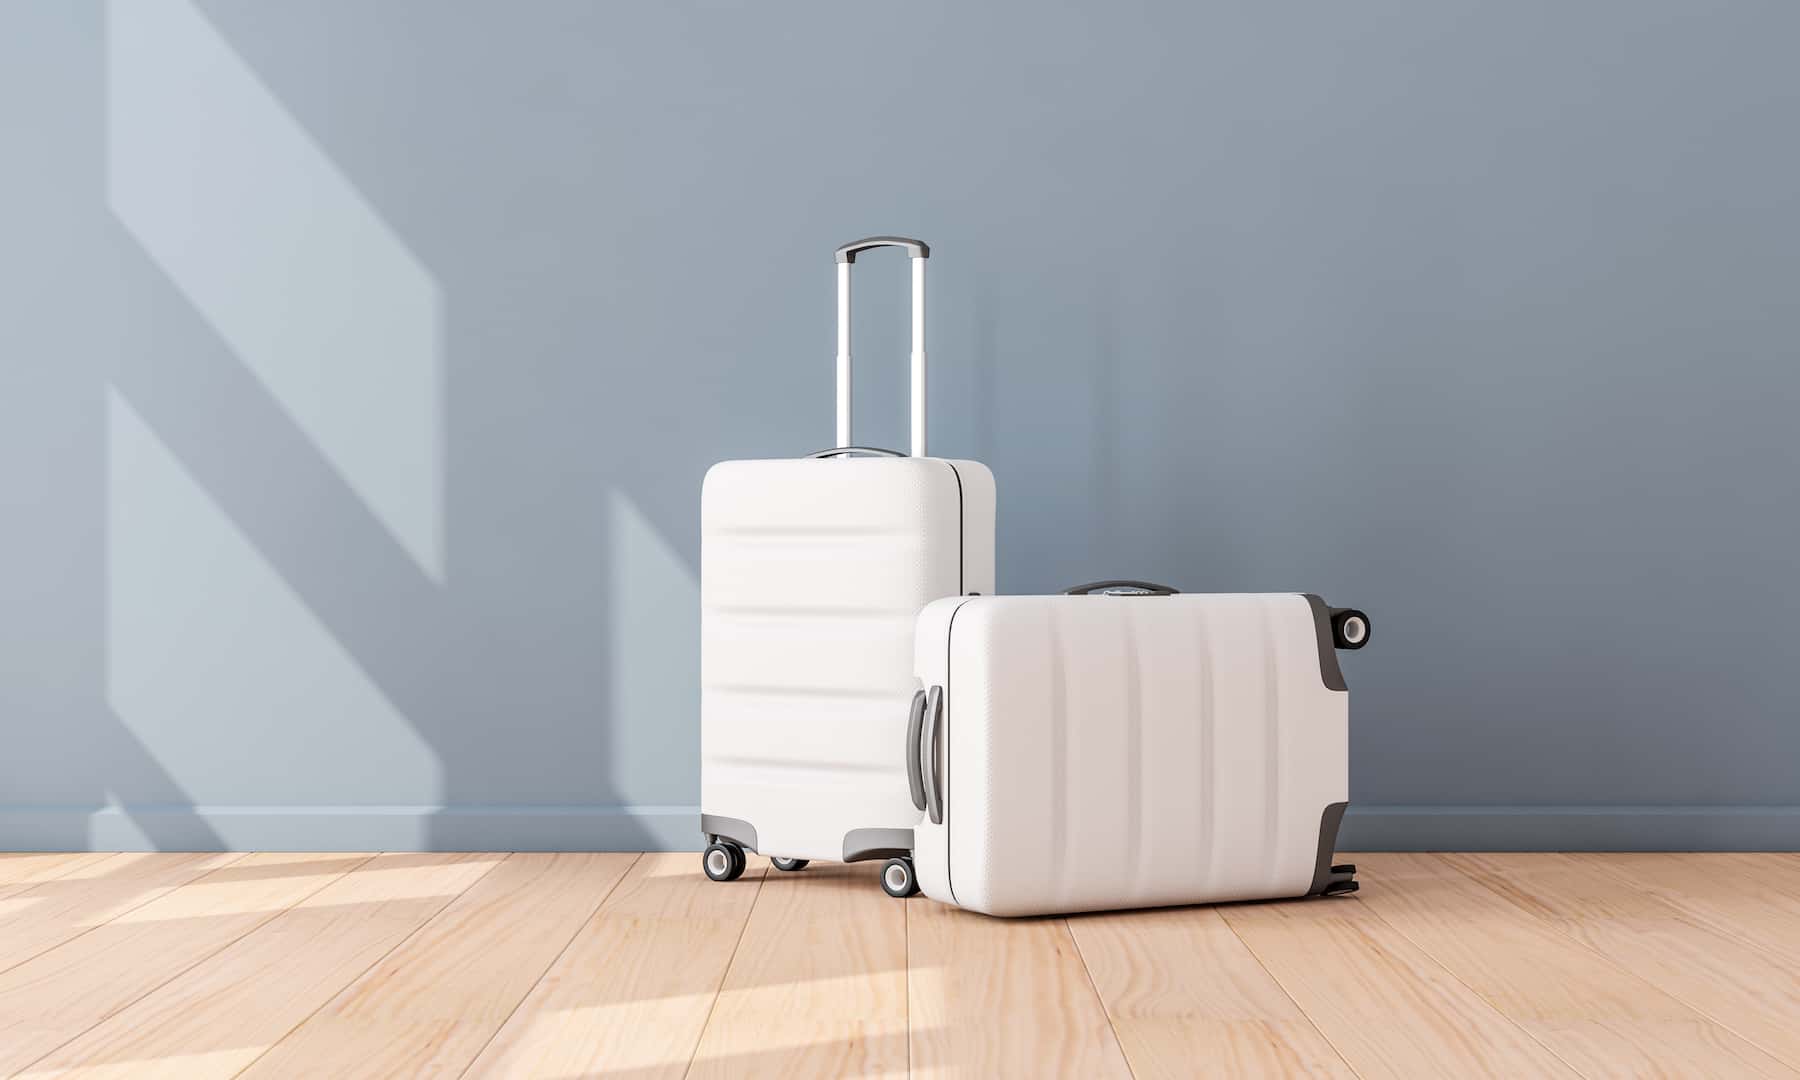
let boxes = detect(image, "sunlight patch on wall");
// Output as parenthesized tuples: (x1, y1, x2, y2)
(106, 389, 442, 806)
(106, 0, 445, 581)
(609, 491, 700, 804)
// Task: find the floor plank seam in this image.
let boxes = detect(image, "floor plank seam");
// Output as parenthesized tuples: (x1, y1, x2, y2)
(1061, 916, 1138, 1080)
(1439, 854, 1800, 1074)
(24, 852, 128, 886)
(1216, 902, 1367, 1080)
(0, 855, 120, 908)
(680, 862, 770, 1080)
(224, 851, 515, 1080)
(0, 851, 254, 981)
(452, 852, 645, 1080)
(903, 895, 912, 1080)
(17, 851, 377, 1077)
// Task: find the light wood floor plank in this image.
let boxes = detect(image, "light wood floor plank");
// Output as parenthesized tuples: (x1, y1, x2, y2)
(1357, 852, 1796, 1078)
(236, 852, 637, 1079)
(0, 853, 120, 890)
(0, 852, 371, 1075)
(1068, 906, 1354, 1078)
(909, 900, 1131, 1079)
(1577, 853, 1800, 963)
(3, 851, 1795, 1077)
(465, 852, 768, 1079)
(1446, 852, 1800, 1071)
(0, 852, 242, 974)
(1220, 894, 1580, 1078)
(686, 861, 907, 1079)
(19, 852, 505, 1080)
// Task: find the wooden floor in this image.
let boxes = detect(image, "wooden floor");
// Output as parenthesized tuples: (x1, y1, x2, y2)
(2, 853, 1799, 1078)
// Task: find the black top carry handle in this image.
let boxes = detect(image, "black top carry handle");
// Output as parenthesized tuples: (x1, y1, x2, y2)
(835, 236, 930, 263)
(1064, 580, 1181, 596)
(805, 446, 906, 459)
(1064, 582, 1374, 652)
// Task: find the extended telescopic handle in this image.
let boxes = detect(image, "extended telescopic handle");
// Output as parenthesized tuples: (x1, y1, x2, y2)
(834, 236, 930, 457)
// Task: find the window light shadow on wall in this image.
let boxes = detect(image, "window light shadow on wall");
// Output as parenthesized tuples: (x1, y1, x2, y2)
(106, 0, 445, 583)
(105, 390, 443, 815)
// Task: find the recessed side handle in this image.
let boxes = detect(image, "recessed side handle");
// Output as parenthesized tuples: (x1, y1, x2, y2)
(921, 685, 944, 825)
(905, 689, 928, 813)
(1064, 580, 1180, 596)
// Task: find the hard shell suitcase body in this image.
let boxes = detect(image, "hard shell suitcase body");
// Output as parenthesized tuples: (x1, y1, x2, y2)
(699, 238, 996, 878)
(905, 584, 1367, 915)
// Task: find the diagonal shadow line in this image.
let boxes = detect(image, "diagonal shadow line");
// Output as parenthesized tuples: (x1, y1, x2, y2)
(97, 708, 228, 851)
(31, 856, 514, 1077)
(0, 852, 250, 981)
(10, 853, 380, 1078)
(109, 0, 445, 583)
(104, 182, 649, 854)
(101, 4, 662, 853)
(4, 853, 210, 891)
(105, 238, 453, 723)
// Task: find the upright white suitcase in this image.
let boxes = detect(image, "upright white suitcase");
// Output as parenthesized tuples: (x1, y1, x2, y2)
(699, 237, 996, 882)
(899, 582, 1369, 914)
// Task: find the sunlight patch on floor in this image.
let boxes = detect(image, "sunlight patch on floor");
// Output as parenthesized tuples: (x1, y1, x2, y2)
(17, 1046, 256, 1080)
(506, 991, 719, 1070)
(0, 895, 48, 920)
(293, 852, 505, 905)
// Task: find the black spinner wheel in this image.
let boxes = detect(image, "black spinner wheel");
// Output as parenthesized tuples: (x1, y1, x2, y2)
(703, 840, 746, 882)
(1331, 608, 1371, 650)
(880, 856, 920, 898)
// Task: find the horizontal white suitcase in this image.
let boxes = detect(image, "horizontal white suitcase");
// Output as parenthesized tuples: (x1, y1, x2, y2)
(898, 582, 1369, 915)
(699, 237, 996, 882)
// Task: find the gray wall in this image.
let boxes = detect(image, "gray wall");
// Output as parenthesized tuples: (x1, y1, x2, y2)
(4, 0, 1797, 851)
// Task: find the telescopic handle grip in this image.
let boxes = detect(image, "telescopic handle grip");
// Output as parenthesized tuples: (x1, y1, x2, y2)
(835, 236, 930, 263)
